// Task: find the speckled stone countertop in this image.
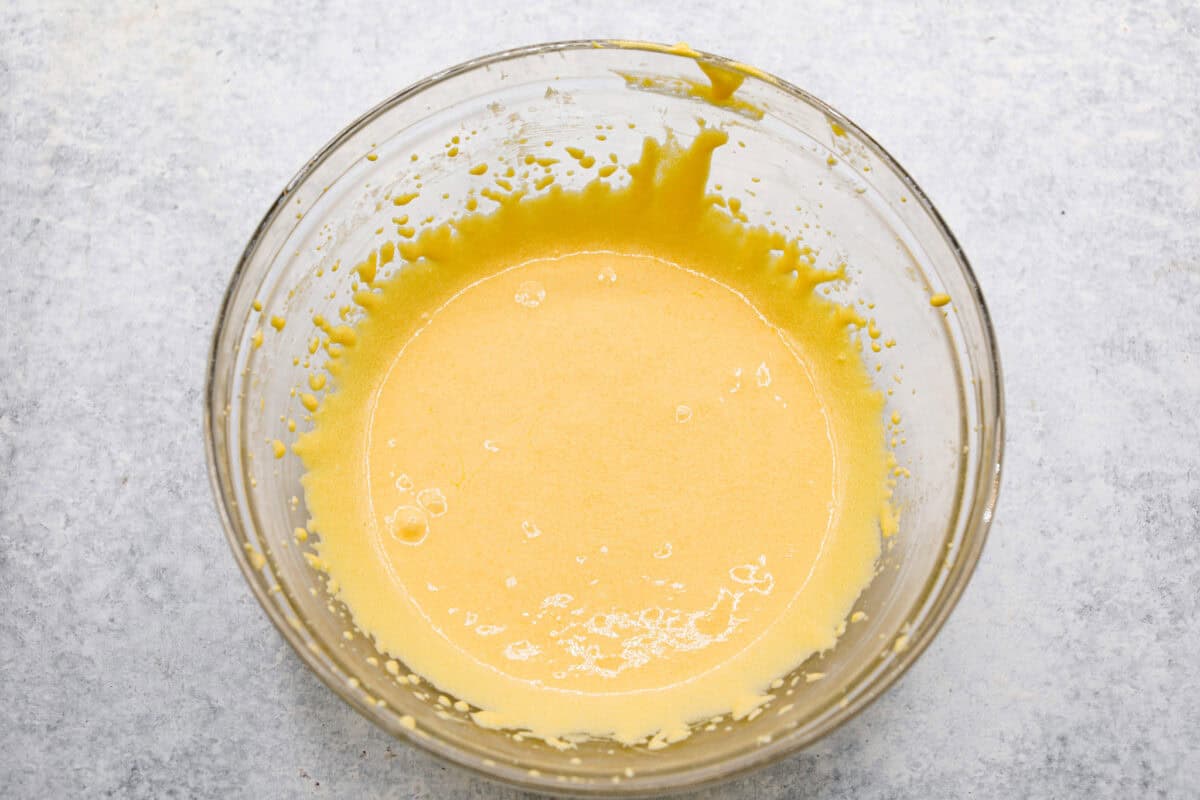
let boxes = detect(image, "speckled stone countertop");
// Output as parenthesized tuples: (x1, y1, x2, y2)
(2, 2, 1198, 797)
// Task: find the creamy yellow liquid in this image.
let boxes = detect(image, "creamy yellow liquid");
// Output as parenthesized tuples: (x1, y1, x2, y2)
(296, 126, 891, 748)
(372, 251, 835, 688)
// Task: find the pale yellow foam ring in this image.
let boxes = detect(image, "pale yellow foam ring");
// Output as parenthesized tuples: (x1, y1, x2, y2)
(296, 126, 890, 748)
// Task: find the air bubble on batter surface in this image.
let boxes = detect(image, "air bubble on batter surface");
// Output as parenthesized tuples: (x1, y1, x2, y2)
(756, 362, 772, 387)
(385, 505, 429, 545)
(504, 641, 541, 661)
(476, 624, 506, 636)
(514, 280, 546, 308)
(417, 487, 448, 517)
(729, 559, 775, 595)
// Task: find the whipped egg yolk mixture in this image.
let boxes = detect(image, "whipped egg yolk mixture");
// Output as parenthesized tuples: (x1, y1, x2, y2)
(294, 125, 892, 748)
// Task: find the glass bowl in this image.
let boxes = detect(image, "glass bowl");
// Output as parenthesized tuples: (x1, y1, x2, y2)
(204, 40, 1003, 796)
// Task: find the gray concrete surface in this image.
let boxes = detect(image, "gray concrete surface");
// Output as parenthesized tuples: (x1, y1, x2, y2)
(2, 1, 1198, 797)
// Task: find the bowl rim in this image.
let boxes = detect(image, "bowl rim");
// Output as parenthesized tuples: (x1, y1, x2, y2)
(204, 38, 1005, 797)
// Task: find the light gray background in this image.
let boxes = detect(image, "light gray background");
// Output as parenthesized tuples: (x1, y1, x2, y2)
(2, 1, 1198, 797)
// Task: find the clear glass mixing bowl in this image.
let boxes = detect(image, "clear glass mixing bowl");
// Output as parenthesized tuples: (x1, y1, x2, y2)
(204, 40, 1003, 796)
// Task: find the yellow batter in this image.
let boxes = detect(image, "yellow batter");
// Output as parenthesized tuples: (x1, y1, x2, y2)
(295, 126, 891, 748)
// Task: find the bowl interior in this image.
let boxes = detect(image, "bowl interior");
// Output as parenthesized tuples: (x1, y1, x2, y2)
(206, 41, 1002, 795)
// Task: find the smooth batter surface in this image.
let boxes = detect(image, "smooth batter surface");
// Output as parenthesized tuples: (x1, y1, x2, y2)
(296, 126, 892, 748)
